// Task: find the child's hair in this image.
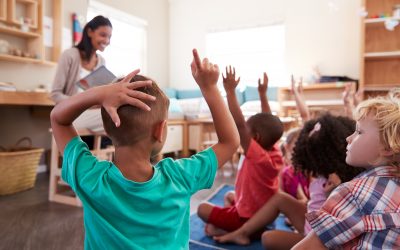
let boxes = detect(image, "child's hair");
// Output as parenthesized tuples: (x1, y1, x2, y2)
(353, 88, 400, 157)
(101, 75, 170, 146)
(76, 15, 112, 61)
(292, 113, 363, 182)
(280, 127, 301, 157)
(246, 113, 283, 150)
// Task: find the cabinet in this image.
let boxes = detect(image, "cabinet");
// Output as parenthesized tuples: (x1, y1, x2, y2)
(360, 0, 400, 97)
(0, 0, 61, 65)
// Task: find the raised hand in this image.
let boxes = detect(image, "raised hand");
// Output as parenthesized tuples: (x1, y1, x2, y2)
(222, 65, 240, 93)
(191, 49, 220, 90)
(258, 72, 268, 95)
(291, 75, 303, 95)
(342, 82, 353, 105)
(102, 69, 155, 127)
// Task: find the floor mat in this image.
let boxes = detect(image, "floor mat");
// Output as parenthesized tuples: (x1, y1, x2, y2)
(190, 185, 293, 250)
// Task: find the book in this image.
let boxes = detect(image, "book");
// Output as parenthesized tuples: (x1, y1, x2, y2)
(77, 65, 117, 90)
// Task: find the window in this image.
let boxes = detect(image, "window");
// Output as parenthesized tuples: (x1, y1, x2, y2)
(87, 1, 147, 77)
(206, 24, 287, 89)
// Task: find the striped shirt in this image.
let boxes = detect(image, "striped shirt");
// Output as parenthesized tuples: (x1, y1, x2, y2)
(306, 165, 400, 249)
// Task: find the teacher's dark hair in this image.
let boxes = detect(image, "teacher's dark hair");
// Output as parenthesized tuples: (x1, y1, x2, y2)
(76, 15, 112, 61)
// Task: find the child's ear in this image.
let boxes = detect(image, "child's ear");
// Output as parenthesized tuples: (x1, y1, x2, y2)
(380, 148, 395, 157)
(153, 120, 167, 143)
(254, 133, 261, 143)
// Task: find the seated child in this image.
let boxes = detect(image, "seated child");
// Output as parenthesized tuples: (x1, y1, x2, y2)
(294, 89, 400, 250)
(280, 128, 309, 203)
(197, 67, 284, 236)
(214, 113, 363, 249)
(280, 76, 312, 203)
(50, 49, 240, 249)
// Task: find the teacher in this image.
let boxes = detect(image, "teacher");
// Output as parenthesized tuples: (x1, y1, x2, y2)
(50, 15, 112, 132)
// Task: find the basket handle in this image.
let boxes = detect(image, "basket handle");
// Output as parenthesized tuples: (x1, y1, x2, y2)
(14, 137, 32, 148)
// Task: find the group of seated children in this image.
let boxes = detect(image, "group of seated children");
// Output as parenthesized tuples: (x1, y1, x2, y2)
(51, 49, 400, 249)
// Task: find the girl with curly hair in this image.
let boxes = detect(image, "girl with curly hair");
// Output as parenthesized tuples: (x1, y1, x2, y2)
(214, 114, 363, 249)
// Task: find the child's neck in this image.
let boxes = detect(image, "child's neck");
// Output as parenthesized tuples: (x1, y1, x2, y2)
(113, 144, 154, 183)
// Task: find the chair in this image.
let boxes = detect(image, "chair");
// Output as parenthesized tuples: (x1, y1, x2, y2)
(48, 129, 114, 207)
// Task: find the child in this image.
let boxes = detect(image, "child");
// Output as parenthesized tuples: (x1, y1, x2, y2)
(197, 66, 284, 236)
(342, 82, 362, 118)
(50, 49, 240, 249)
(280, 76, 311, 202)
(214, 114, 363, 249)
(294, 89, 400, 249)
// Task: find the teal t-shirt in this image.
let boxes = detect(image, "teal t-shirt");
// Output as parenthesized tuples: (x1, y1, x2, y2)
(61, 136, 217, 250)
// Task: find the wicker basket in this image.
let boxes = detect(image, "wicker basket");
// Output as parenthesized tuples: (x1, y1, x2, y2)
(0, 138, 44, 195)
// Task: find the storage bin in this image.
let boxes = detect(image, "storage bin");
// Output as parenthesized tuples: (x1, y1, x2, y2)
(0, 138, 44, 195)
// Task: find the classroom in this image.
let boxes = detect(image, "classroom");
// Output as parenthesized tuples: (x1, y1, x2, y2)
(1, 0, 399, 249)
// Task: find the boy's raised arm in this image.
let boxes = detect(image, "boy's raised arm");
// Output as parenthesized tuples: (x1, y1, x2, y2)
(50, 69, 155, 155)
(191, 49, 240, 168)
(258, 72, 271, 114)
(222, 66, 252, 154)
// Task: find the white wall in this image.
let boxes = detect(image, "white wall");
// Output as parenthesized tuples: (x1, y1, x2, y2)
(169, 0, 362, 89)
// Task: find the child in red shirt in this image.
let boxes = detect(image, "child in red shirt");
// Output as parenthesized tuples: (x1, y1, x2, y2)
(197, 66, 284, 236)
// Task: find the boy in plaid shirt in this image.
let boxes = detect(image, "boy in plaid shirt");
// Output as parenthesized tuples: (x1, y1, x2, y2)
(293, 89, 400, 249)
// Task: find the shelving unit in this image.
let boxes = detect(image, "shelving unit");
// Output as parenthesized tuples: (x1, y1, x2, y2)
(360, 0, 400, 97)
(0, 0, 62, 65)
(278, 82, 349, 117)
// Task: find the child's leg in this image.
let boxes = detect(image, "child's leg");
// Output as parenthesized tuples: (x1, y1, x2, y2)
(214, 192, 306, 244)
(197, 202, 246, 236)
(223, 191, 235, 207)
(262, 230, 304, 250)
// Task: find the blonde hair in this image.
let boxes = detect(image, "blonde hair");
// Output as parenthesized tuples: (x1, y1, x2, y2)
(353, 88, 400, 161)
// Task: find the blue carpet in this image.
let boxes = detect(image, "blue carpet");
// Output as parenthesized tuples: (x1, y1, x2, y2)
(190, 185, 293, 250)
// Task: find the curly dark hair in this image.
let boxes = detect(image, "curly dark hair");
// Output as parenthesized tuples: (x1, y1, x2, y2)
(292, 113, 364, 182)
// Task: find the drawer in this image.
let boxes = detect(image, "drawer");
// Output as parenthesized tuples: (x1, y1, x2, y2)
(162, 125, 183, 153)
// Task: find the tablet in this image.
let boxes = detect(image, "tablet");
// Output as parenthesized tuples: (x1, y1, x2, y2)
(77, 65, 117, 90)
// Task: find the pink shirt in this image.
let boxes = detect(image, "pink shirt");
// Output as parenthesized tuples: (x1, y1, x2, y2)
(235, 139, 283, 218)
(303, 177, 327, 234)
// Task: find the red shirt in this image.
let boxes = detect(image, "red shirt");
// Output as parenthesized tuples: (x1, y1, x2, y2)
(235, 139, 283, 218)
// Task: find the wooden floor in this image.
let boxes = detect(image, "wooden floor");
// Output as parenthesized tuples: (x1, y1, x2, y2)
(0, 166, 235, 250)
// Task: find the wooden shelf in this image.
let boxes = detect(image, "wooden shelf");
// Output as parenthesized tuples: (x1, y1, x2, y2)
(0, 25, 40, 38)
(279, 82, 348, 92)
(0, 91, 54, 106)
(363, 85, 400, 91)
(364, 51, 400, 60)
(16, 0, 37, 4)
(365, 17, 400, 27)
(0, 54, 56, 66)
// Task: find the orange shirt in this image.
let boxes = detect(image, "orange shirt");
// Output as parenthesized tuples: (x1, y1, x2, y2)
(235, 139, 283, 218)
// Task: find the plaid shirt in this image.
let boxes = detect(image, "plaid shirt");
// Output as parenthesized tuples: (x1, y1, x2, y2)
(306, 165, 400, 249)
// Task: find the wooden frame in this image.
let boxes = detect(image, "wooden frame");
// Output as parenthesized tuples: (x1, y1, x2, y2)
(0, 0, 6, 21)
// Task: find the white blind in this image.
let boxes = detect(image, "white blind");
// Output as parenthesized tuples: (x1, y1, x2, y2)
(87, 1, 147, 77)
(206, 24, 287, 88)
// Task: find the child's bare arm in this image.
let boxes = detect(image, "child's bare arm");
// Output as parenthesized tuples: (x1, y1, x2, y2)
(291, 75, 310, 121)
(258, 72, 271, 114)
(191, 50, 240, 168)
(50, 69, 155, 155)
(222, 66, 252, 154)
(291, 231, 327, 250)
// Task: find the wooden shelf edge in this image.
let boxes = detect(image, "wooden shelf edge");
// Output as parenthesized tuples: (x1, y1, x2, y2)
(365, 17, 400, 24)
(0, 25, 40, 38)
(364, 51, 400, 59)
(363, 85, 400, 91)
(0, 54, 56, 66)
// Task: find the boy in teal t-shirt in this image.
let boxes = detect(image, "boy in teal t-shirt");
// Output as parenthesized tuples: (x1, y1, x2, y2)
(51, 49, 240, 249)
